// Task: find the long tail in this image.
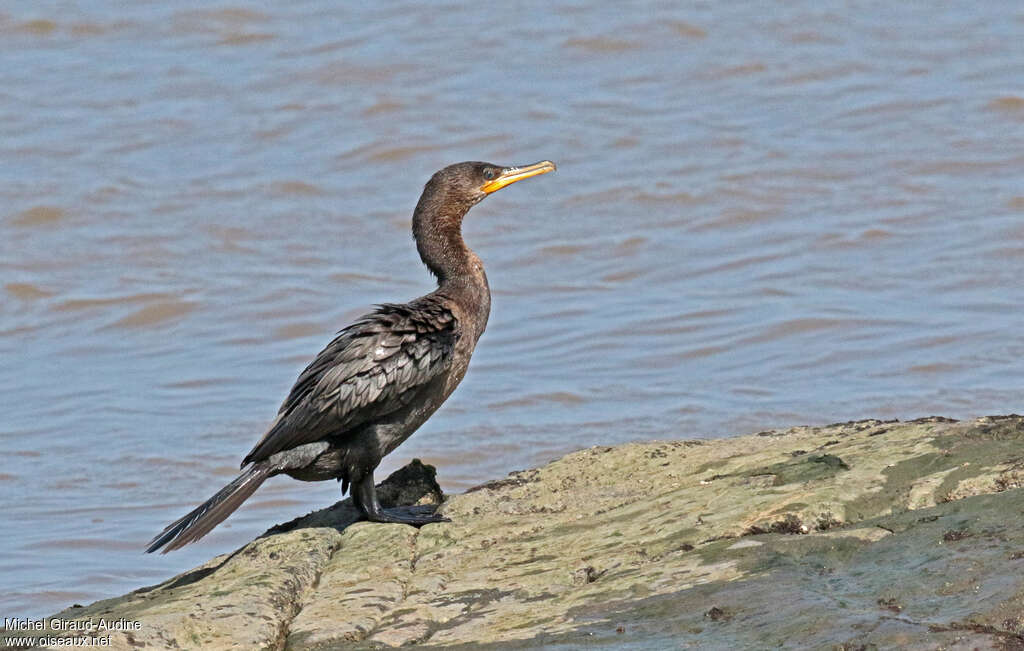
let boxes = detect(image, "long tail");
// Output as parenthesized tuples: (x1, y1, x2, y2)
(146, 464, 271, 554)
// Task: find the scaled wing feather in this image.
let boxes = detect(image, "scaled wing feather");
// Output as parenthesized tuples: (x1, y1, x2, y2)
(241, 298, 457, 466)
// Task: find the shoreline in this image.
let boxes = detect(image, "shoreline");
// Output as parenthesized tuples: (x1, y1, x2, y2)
(12, 415, 1024, 648)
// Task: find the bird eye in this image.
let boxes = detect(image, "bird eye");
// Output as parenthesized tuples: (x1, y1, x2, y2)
(482, 168, 495, 180)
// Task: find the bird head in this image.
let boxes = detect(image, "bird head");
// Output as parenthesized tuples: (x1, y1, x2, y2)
(422, 160, 557, 213)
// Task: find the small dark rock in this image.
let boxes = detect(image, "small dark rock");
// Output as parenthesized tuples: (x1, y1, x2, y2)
(704, 606, 731, 621)
(616, 625, 625, 634)
(572, 566, 605, 585)
(376, 459, 445, 508)
(942, 529, 971, 542)
(877, 597, 902, 613)
(746, 514, 807, 536)
(808, 454, 850, 471)
(771, 514, 807, 534)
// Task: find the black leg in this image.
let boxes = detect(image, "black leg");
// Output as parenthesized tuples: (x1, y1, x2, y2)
(350, 472, 450, 526)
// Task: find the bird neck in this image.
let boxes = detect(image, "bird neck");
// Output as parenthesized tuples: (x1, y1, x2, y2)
(413, 206, 490, 330)
(412, 203, 480, 287)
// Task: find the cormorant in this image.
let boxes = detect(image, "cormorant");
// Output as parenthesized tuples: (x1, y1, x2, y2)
(147, 160, 556, 553)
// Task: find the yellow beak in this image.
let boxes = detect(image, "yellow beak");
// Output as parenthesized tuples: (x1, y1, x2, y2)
(480, 160, 557, 194)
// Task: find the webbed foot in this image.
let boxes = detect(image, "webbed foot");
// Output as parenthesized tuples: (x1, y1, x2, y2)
(366, 504, 450, 526)
(352, 472, 449, 527)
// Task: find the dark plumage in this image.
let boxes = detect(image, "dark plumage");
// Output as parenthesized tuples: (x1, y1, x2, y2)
(147, 160, 555, 553)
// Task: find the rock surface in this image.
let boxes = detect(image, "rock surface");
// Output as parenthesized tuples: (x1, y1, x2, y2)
(24, 416, 1024, 649)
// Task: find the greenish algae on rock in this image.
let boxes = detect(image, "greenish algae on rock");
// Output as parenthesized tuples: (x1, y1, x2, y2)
(22, 416, 1024, 649)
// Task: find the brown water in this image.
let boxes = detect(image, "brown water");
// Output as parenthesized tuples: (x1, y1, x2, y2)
(2, 1, 1023, 618)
